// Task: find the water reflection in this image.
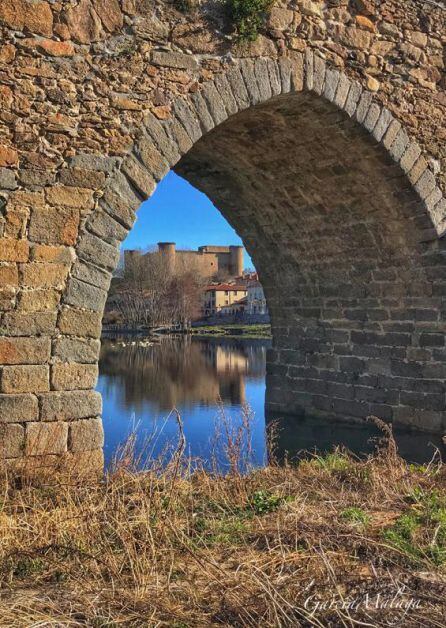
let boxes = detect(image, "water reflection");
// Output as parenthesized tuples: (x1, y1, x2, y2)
(98, 336, 445, 468)
(99, 335, 268, 411)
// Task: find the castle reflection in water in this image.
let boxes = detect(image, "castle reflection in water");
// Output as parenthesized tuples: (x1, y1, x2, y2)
(98, 335, 445, 468)
(99, 335, 269, 412)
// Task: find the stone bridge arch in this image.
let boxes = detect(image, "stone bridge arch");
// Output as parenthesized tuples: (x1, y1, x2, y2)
(0, 0, 445, 472)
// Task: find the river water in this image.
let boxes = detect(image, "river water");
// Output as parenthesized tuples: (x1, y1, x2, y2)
(98, 335, 445, 470)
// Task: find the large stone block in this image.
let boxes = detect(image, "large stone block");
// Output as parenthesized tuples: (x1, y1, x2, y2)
(2, 312, 57, 336)
(21, 263, 69, 288)
(25, 421, 68, 456)
(31, 244, 75, 264)
(59, 167, 106, 189)
(0, 238, 29, 262)
(121, 157, 156, 198)
(51, 363, 99, 391)
(77, 232, 120, 271)
(0, 287, 17, 311)
(151, 50, 198, 71)
(1, 365, 50, 394)
(69, 418, 104, 452)
(46, 185, 94, 209)
(29, 206, 80, 246)
(0, 423, 25, 458)
(0, 337, 51, 365)
(39, 390, 102, 421)
(58, 306, 102, 338)
(63, 277, 107, 312)
(172, 98, 203, 143)
(144, 114, 182, 164)
(0, 394, 38, 422)
(71, 260, 112, 291)
(18, 288, 61, 312)
(137, 137, 170, 182)
(0, 264, 19, 286)
(53, 337, 101, 363)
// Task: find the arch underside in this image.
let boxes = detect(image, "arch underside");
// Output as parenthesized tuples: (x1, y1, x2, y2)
(175, 92, 446, 431)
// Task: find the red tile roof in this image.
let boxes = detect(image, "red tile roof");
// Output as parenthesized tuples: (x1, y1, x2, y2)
(204, 284, 247, 292)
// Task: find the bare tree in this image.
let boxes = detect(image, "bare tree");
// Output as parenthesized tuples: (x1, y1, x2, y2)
(110, 248, 206, 330)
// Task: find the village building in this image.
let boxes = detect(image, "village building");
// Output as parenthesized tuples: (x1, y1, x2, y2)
(247, 280, 268, 316)
(202, 284, 247, 317)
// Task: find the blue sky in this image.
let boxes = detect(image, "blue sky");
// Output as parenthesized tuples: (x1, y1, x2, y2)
(122, 171, 253, 268)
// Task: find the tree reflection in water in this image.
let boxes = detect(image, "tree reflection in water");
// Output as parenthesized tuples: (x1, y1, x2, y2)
(98, 335, 446, 468)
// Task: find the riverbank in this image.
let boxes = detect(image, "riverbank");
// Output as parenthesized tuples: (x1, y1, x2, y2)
(1, 425, 445, 625)
(191, 323, 272, 338)
(102, 323, 272, 339)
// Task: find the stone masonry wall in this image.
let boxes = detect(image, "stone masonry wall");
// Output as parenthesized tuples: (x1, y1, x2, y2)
(0, 0, 445, 472)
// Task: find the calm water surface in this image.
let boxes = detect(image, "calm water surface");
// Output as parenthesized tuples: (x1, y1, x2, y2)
(98, 335, 445, 469)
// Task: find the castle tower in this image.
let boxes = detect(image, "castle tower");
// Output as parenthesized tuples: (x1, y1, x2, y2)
(229, 245, 243, 277)
(158, 242, 176, 273)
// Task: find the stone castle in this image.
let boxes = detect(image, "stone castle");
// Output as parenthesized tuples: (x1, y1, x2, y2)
(124, 243, 244, 279)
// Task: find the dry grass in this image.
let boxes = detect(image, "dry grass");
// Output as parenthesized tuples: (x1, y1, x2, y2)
(0, 415, 445, 627)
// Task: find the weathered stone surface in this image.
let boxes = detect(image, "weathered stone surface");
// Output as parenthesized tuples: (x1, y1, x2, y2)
(2, 312, 57, 337)
(31, 245, 75, 264)
(29, 207, 79, 246)
(372, 108, 393, 142)
(0, 264, 19, 286)
(0, 394, 38, 423)
(173, 99, 203, 144)
(71, 260, 111, 291)
(144, 113, 182, 164)
(136, 137, 170, 182)
(59, 168, 106, 189)
(63, 277, 107, 312)
(201, 82, 227, 126)
(21, 263, 69, 288)
(0, 287, 16, 312)
(53, 337, 100, 364)
(226, 67, 250, 110)
(70, 155, 121, 173)
(254, 58, 273, 102)
(85, 208, 128, 244)
(400, 142, 422, 174)
(69, 418, 104, 452)
(39, 390, 102, 421)
(0, 424, 25, 458)
(26, 421, 68, 456)
(51, 363, 99, 391)
(18, 289, 60, 313)
(77, 232, 120, 271)
(0, 239, 29, 263)
(58, 307, 102, 338)
(35, 39, 75, 57)
(121, 157, 156, 198)
(101, 173, 139, 229)
(1, 365, 49, 394)
(151, 51, 198, 71)
(64, 0, 103, 44)
(0, 168, 17, 190)
(0, 146, 18, 167)
(0, 337, 50, 365)
(189, 93, 215, 134)
(46, 186, 94, 210)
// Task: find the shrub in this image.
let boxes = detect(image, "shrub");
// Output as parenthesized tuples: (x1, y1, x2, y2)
(226, 0, 275, 42)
